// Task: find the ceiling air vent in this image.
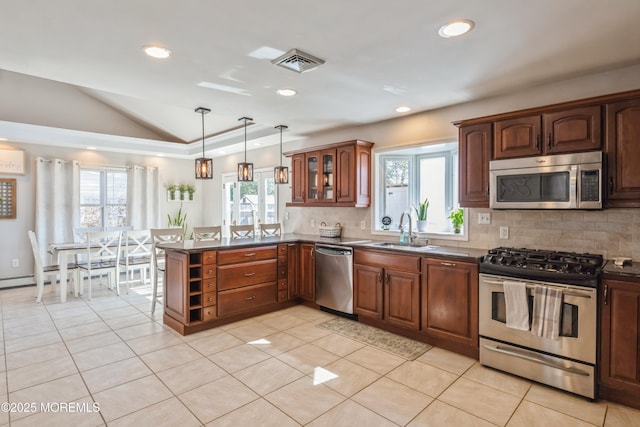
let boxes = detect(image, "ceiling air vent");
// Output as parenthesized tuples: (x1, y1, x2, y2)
(271, 49, 325, 73)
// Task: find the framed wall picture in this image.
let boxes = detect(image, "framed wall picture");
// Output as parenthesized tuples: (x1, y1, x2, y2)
(0, 149, 25, 175)
(0, 178, 16, 219)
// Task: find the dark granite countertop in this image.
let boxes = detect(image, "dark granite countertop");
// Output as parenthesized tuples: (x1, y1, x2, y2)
(602, 259, 640, 282)
(159, 233, 485, 263)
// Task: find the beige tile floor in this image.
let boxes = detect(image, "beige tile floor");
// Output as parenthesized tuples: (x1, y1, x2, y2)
(1, 281, 639, 426)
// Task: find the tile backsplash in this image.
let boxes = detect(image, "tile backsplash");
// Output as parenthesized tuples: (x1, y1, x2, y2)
(284, 206, 640, 260)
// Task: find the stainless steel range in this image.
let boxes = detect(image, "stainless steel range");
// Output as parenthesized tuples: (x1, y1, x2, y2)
(478, 247, 604, 399)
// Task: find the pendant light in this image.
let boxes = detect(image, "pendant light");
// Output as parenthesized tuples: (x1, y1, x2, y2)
(237, 116, 253, 181)
(274, 124, 289, 184)
(194, 107, 213, 179)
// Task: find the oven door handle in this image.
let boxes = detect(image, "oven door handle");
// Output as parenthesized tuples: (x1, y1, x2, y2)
(482, 344, 590, 376)
(482, 279, 592, 299)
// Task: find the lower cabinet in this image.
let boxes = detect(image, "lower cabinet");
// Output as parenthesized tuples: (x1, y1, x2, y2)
(421, 258, 479, 358)
(354, 250, 420, 330)
(299, 243, 315, 301)
(599, 277, 640, 409)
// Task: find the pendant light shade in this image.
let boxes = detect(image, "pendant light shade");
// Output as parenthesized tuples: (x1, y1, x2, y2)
(274, 124, 289, 184)
(194, 107, 213, 179)
(237, 116, 253, 181)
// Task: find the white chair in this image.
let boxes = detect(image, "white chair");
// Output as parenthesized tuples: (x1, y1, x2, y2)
(77, 230, 123, 300)
(28, 230, 79, 303)
(260, 223, 281, 237)
(150, 228, 184, 314)
(119, 229, 152, 293)
(194, 226, 222, 241)
(230, 224, 255, 239)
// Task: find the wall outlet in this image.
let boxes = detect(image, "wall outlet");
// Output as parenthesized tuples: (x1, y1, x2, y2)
(12, 259, 19, 268)
(478, 213, 491, 224)
(285, 211, 289, 220)
(311, 219, 316, 228)
(499, 226, 509, 239)
(360, 220, 366, 230)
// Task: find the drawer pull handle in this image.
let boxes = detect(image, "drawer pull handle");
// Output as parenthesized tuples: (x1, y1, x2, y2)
(441, 262, 456, 267)
(245, 295, 256, 301)
(245, 272, 256, 277)
(244, 253, 256, 257)
(208, 269, 214, 274)
(208, 297, 214, 302)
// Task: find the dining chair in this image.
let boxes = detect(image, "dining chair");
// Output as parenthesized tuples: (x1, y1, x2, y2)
(77, 230, 123, 300)
(229, 224, 255, 239)
(194, 226, 222, 241)
(260, 223, 281, 237)
(119, 229, 152, 293)
(28, 230, 80, 303)
(150, 228, 184, 314)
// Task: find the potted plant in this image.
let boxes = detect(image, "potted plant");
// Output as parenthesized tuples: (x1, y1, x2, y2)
(168, 204, 189, 236)
(167, 184, 177, 201)
(186, 184, 196, 201)
(414, 198, 429, 232)
(178, 184, 187, 201)
(448, 208, 464, 233)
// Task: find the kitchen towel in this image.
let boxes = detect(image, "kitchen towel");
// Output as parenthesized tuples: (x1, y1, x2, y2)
(503, 280, 530, 331)
(531, 285, 563, 340)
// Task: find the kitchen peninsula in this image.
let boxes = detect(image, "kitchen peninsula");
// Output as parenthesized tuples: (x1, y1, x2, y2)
(158, 234, 486, 358)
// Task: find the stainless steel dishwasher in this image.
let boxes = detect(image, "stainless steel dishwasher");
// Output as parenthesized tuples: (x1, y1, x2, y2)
(315, 244, 354, 315)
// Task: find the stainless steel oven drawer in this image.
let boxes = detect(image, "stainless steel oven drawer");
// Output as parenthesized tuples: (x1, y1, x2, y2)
(480, 337, 595, 399)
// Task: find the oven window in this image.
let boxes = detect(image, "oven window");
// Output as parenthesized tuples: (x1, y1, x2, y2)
(496, 172, 569, 203)
(491, 291, 578, 337)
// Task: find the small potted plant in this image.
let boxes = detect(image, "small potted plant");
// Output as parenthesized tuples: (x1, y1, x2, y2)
(178, 184, 187, 201)
(448, 208, 464, 233)
(414, 198, 429, 232)
(186, 184, 196, 201)
(167, 184, 177, 201)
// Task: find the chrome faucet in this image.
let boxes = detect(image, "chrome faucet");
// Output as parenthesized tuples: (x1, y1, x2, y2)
(399, 210, 416, 244)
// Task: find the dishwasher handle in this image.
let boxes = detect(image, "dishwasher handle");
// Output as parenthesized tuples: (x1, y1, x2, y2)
(315, 245, 353, 257)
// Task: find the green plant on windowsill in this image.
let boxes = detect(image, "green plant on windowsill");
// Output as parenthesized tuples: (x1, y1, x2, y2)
(414, 198, 429, 221)
(448, 208, 464, 233)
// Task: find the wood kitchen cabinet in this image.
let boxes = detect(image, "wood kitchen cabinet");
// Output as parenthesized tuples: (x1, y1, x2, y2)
(458, 123, 492, 207)
(285, 140, 374, 207)
(286, 243, 299, 299)
(605, 97, 640, 207)
(354, 250, 420, 330)
(493, 106, 601, 160)
(421, 258, 479, 358)
(298, 243, 315, 301)
(599, 277, 640, 410)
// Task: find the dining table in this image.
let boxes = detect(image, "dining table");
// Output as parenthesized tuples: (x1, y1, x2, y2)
(47, 241, 91, 302)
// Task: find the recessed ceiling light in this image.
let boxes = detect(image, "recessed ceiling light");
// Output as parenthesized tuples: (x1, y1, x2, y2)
(0, 137, 8, 141)
(143, 45, 171, 59)
(277, 88, 297, 97)
(217, 150, 226, 155)
(396, 106, 411, 113)
(156, 153, 165, 157)
(439, 19, 475, 38)
(86, 146, 97, 150)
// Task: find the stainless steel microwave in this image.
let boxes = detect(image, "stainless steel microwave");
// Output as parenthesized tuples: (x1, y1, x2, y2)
(489, 151, 603, 209)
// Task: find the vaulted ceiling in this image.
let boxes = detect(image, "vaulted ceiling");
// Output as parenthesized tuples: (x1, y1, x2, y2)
(1, 0, 639, 156)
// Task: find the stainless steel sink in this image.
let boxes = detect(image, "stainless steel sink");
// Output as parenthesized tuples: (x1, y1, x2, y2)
(367, 242, 439, 251)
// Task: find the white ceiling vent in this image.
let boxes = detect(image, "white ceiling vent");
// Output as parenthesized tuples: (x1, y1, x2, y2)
(271, 49, 325, 73)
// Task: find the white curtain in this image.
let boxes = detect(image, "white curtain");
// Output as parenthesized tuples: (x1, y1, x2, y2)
(35, 158, 80, 262)
(127, 165, 160, 229)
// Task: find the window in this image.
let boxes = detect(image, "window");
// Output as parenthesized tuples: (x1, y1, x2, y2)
(222, 169, 277, 235)
(80, 168, 128, 229)
(375, 141, 463, 236)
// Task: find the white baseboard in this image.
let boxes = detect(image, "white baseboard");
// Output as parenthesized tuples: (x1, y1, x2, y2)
(0, 276, 35, 289)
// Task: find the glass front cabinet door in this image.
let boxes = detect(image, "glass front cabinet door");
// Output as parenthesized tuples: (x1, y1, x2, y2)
(306, 149, 336, 203)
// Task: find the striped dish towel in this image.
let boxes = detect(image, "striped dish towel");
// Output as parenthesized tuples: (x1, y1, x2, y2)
(531, 285, 563, 340)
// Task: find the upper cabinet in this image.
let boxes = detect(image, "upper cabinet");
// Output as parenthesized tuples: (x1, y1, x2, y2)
(493, 106, 602, 160)
(605, 97, 640, 207)
(458, 123, 492, 208)
(285, 140, 374, 207)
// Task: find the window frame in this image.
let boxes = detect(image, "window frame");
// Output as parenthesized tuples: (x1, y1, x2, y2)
(79, 166, 128, 230)
(372, 140, 467, 241)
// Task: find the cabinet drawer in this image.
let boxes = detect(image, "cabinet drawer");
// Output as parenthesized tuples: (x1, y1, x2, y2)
(218, 282, 277, 317)
(203, 251, 217, 265)
(203, 291, 217, 307)
(217, 259, 277, 290)
(202, 279, 216, 293)
(278, 244, 288, 255)
(278, 279, 288, 290)
(278, 290, 288, 302)
(354, 250, 420, 273)
(217, 246, 277, 265)
(278, 266, 288, 280)
(278, 256, 288, 267)
(203, 265, 216, 279)
(203, 306, 217, 321)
